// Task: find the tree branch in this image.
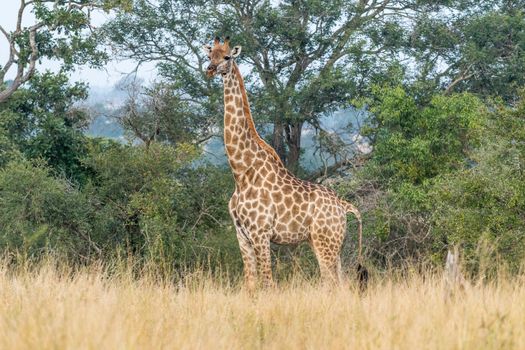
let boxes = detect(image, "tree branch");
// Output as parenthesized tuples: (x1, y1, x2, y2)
(1, 0, 118, 103)
(444, 64, 474, 95)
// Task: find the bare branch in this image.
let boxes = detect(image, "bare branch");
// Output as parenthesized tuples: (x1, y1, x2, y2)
(0, 0, 116, 103)
(0, 22, 39, 103)
(444, 64, 474, 95)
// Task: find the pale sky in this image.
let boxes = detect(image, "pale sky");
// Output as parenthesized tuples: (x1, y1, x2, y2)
(0, 1, 155, 88)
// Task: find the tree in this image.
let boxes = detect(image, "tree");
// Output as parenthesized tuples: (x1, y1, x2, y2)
(0, 72, 91, 182)
(430, 90, 525, 274)
(407, 1, 525, 102)
(103, 0, 225, 153)
(0, 0, 131, 103)
(103, 0, 420, 173)
(115, 77, 217, 149)
(344, 85, 487, 266)
(358, 85, 485, 185)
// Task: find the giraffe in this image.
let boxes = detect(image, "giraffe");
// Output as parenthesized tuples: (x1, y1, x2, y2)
(203, 37, 364, 290)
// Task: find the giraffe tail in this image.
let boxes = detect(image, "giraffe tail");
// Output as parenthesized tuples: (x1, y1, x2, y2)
(343, 201, 368, 290)
(343, 201, 363, 261)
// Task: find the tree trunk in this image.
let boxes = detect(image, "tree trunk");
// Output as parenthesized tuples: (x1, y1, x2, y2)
(285, 121, 303, 174)
(272, 119, 287, 164)
(444, 245, 466, 301)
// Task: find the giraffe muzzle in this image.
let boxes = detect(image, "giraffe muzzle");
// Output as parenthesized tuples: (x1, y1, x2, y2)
(206, 64, 217, 77)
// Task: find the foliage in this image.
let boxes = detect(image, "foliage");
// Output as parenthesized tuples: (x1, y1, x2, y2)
(83, 140, 239, 268)
(0, 135, 239, 268)
(0, 129, 22, 168)
(103, 0, 420, 172)
(0, 72, 90, 182)
(349, 86, 525, 274)
(409, 2, 525, 102)
(102, 1, 525, 173)
(0, 68, 239, 271)
(0, 0, 132, 103)
(102, 0, 224, 151)
(359, 85, 486, 185)
(0, 159, 96, 257)
(430, 92, 525, 274)
(115, 78, 217, 148)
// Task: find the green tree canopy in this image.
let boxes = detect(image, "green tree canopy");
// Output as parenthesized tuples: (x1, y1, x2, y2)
(103, 0, 422, 173)
(408, 1, 525, 102)
(0, 72, 90, 182)
(0, 0, 132, 103)
(359, 85, 485, 185)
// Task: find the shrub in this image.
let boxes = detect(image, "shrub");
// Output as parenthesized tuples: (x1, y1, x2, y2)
(430, 93, 525, 274)
(0, 159, 95, 258)
(83, 140, 239, 270)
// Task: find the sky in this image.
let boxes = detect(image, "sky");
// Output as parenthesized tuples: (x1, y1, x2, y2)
(0, 1, 154, 89)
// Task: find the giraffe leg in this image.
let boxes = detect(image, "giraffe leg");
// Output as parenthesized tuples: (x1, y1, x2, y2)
(336, 257, 343, 283)
(315, 255, 341, 285)
(311, 230, 344, 286)
(235, 225, 257, 292)
(253, 235, 275, 289)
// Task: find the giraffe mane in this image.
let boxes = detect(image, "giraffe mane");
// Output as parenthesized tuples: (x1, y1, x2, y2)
(232, 63, 284, 166)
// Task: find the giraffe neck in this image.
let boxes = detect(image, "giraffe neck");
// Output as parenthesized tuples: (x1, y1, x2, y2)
(222, 62, 283, 179)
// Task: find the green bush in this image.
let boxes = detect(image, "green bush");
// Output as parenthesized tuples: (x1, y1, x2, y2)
(0, 131, 22, 168)
(0, 159, 95, 257)
(0, 139, 240, 272)
(0, 72, 90, 183)
(83, 140, 239, 270)
(360, 85, 486, 185)
(351, 87, 525, 274)
(351, 86, 484, 263)
(430, 93, 525, 274)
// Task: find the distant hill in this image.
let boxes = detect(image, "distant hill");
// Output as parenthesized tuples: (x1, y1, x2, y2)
(86, 114, 125, 140)
(85, 86, 126, 141)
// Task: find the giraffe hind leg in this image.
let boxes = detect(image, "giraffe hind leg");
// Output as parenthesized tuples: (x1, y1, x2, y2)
(310, 228, 344, 286)
(316, 254, 342, 285)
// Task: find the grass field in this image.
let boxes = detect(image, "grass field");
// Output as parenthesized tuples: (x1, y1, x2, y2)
(0, 262, 524, 350)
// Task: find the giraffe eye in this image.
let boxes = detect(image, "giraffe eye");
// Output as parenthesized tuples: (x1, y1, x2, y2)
(224, 55, 231, 60)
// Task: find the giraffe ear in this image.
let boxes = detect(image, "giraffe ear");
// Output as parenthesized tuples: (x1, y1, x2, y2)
(231, 45, 242, 58)
(202, 44, 212, 55)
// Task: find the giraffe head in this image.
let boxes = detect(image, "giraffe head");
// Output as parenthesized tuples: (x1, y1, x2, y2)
(203, 36, 241, 78)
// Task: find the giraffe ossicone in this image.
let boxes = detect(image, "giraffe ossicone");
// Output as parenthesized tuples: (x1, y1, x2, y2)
(204, 37, 365, 290)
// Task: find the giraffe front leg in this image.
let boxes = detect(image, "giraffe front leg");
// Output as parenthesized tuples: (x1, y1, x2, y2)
(235, 225, 257, 292)
(253, 235, 275, 289)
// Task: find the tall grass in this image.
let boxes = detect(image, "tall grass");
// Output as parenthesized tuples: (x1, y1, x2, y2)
(0, 259, 524, 349)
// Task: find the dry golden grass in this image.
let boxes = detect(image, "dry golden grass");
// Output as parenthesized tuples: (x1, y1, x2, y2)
(0, 262, 524, 350)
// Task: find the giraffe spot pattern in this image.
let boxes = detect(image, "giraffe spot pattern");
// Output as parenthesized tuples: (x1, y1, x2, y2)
(216, 58, 360, 288)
